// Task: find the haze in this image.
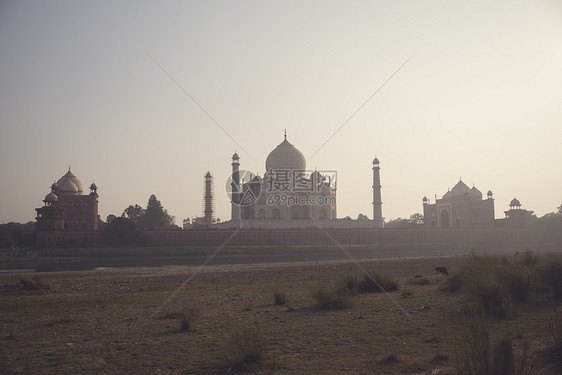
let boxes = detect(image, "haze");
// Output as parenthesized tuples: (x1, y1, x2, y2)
(1, 0, 561, 225)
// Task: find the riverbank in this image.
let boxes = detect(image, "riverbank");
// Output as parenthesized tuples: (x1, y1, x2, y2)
(1, 251, 561, 374)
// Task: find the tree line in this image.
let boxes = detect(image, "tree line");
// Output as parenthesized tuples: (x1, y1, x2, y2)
(102, 194, 180, 246)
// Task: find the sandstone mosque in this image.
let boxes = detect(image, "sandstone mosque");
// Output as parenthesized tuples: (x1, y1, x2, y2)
(34, 134, 528, 246)
(35, 168, 99, 244)
(422, 180, 495, 228)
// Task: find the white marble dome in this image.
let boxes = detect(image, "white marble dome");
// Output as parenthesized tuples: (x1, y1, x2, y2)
(265, 135, 306, 171)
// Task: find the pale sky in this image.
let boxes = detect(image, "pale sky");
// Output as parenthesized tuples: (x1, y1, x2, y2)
(1, 0, 561, 225)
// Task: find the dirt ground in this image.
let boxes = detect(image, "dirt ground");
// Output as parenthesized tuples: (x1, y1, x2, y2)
(1, 254, 561, 374)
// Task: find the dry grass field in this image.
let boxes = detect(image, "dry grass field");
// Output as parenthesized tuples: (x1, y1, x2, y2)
(1, 252, 561, 374)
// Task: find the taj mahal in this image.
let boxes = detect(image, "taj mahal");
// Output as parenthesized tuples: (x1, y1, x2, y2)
(212, 132, 383, 230)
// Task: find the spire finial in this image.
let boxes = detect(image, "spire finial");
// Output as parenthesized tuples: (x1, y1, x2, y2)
(68, 165, 71, 171)
(284, 129, 287, 140)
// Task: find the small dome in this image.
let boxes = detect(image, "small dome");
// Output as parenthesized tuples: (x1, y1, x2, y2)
(470, 186, 482, 197)
(205, 171, 212, 178)
(487, 190, 493, 197)
(373, 157, 380, 165)
(232, 152, 240, 161)
(510, 198, 521, 207)
(265, 135, 306, 172)
(90, 182, 98, 190)
(422, 196, 428, 202)
(44, 192, 58, 202)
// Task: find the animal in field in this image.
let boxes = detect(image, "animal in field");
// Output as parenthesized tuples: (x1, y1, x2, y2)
(435, 267, 449, 276)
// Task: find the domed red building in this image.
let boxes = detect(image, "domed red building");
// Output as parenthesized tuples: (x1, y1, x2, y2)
(35, 168, 99, 244)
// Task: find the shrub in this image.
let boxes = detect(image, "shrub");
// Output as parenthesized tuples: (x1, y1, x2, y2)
(467, 276, 512, 318)
(163, 309, 199, 332)
(377, 354, 399, 364)
(443, 253, 532, 317)
(441, 272, 464, 292)
(180, 310, 199, 332)
(358, 271, 398, 293)
(492, 335, 515, 375)
(272, 288, 288, 305)
(312, 285, 352, 310)
(520, 249, 539, 267)
(17, 278, 49, 291)
(457, 311, 491, 375)
(456, 311, 535, 375)
(537, 254, 562, 298)
(340, 274, 360, 294)
(549, 309, 562, 355)
(340, 271, 398, 294)
(499, 265, 530, 303)
(226, 326, 267, 369)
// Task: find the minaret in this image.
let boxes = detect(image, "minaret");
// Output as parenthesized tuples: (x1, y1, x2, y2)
(372, 157, 383, 228)
(231, 152, 241, 225)
(89, 182, 99, 230)
(203, 172, 214, 228)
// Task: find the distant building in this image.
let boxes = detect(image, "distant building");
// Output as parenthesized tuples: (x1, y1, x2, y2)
(214, 133, 382, 229)
(35, 168, 99, 232)
(422, 179, 495, 228)
(502, 198, 535, 226)
(228, 133, 338, 224)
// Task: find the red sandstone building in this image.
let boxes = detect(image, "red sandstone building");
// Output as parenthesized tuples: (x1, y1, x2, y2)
(35, 169, 99, 244)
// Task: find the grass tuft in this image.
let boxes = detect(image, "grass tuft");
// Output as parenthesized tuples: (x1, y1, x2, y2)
(226, 326, 267, 370)
(520, 249, 540, 267)
(377, 354, 399, 365)
(537, 254, 562, 298)
(312, 285, 352, 310)
(163, 309, 199, 332)
(431, 354, 449, 364)
(272, 288, 288, 305)
(340, 270, 398, 294)
(17, 277, 49, 291)
(455, 311, 535, 375)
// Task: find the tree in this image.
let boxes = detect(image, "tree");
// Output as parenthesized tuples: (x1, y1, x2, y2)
(385, 218, 410, 228)
(527, 211, 562, 245)
(122, 204, 145, 226)
(143, 195, 176, 230)
(558, 204, 562, 215)
(103, 217, 150, 246)
(106, 214, 117, 224)
(357, 213, 369, 221)
(385, 213, 424, 228)
(120, 195, 177, 230)
(0, 222, 36, 247)
(409, 213, 424, 225)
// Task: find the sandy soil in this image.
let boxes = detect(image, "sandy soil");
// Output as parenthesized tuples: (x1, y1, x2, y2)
(0, 254, 560, 374)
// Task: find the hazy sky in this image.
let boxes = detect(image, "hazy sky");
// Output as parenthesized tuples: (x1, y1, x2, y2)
(1, 0, 561, 225)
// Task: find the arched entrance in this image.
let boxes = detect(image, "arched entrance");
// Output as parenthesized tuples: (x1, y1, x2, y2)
(440, 209, 450, 228)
